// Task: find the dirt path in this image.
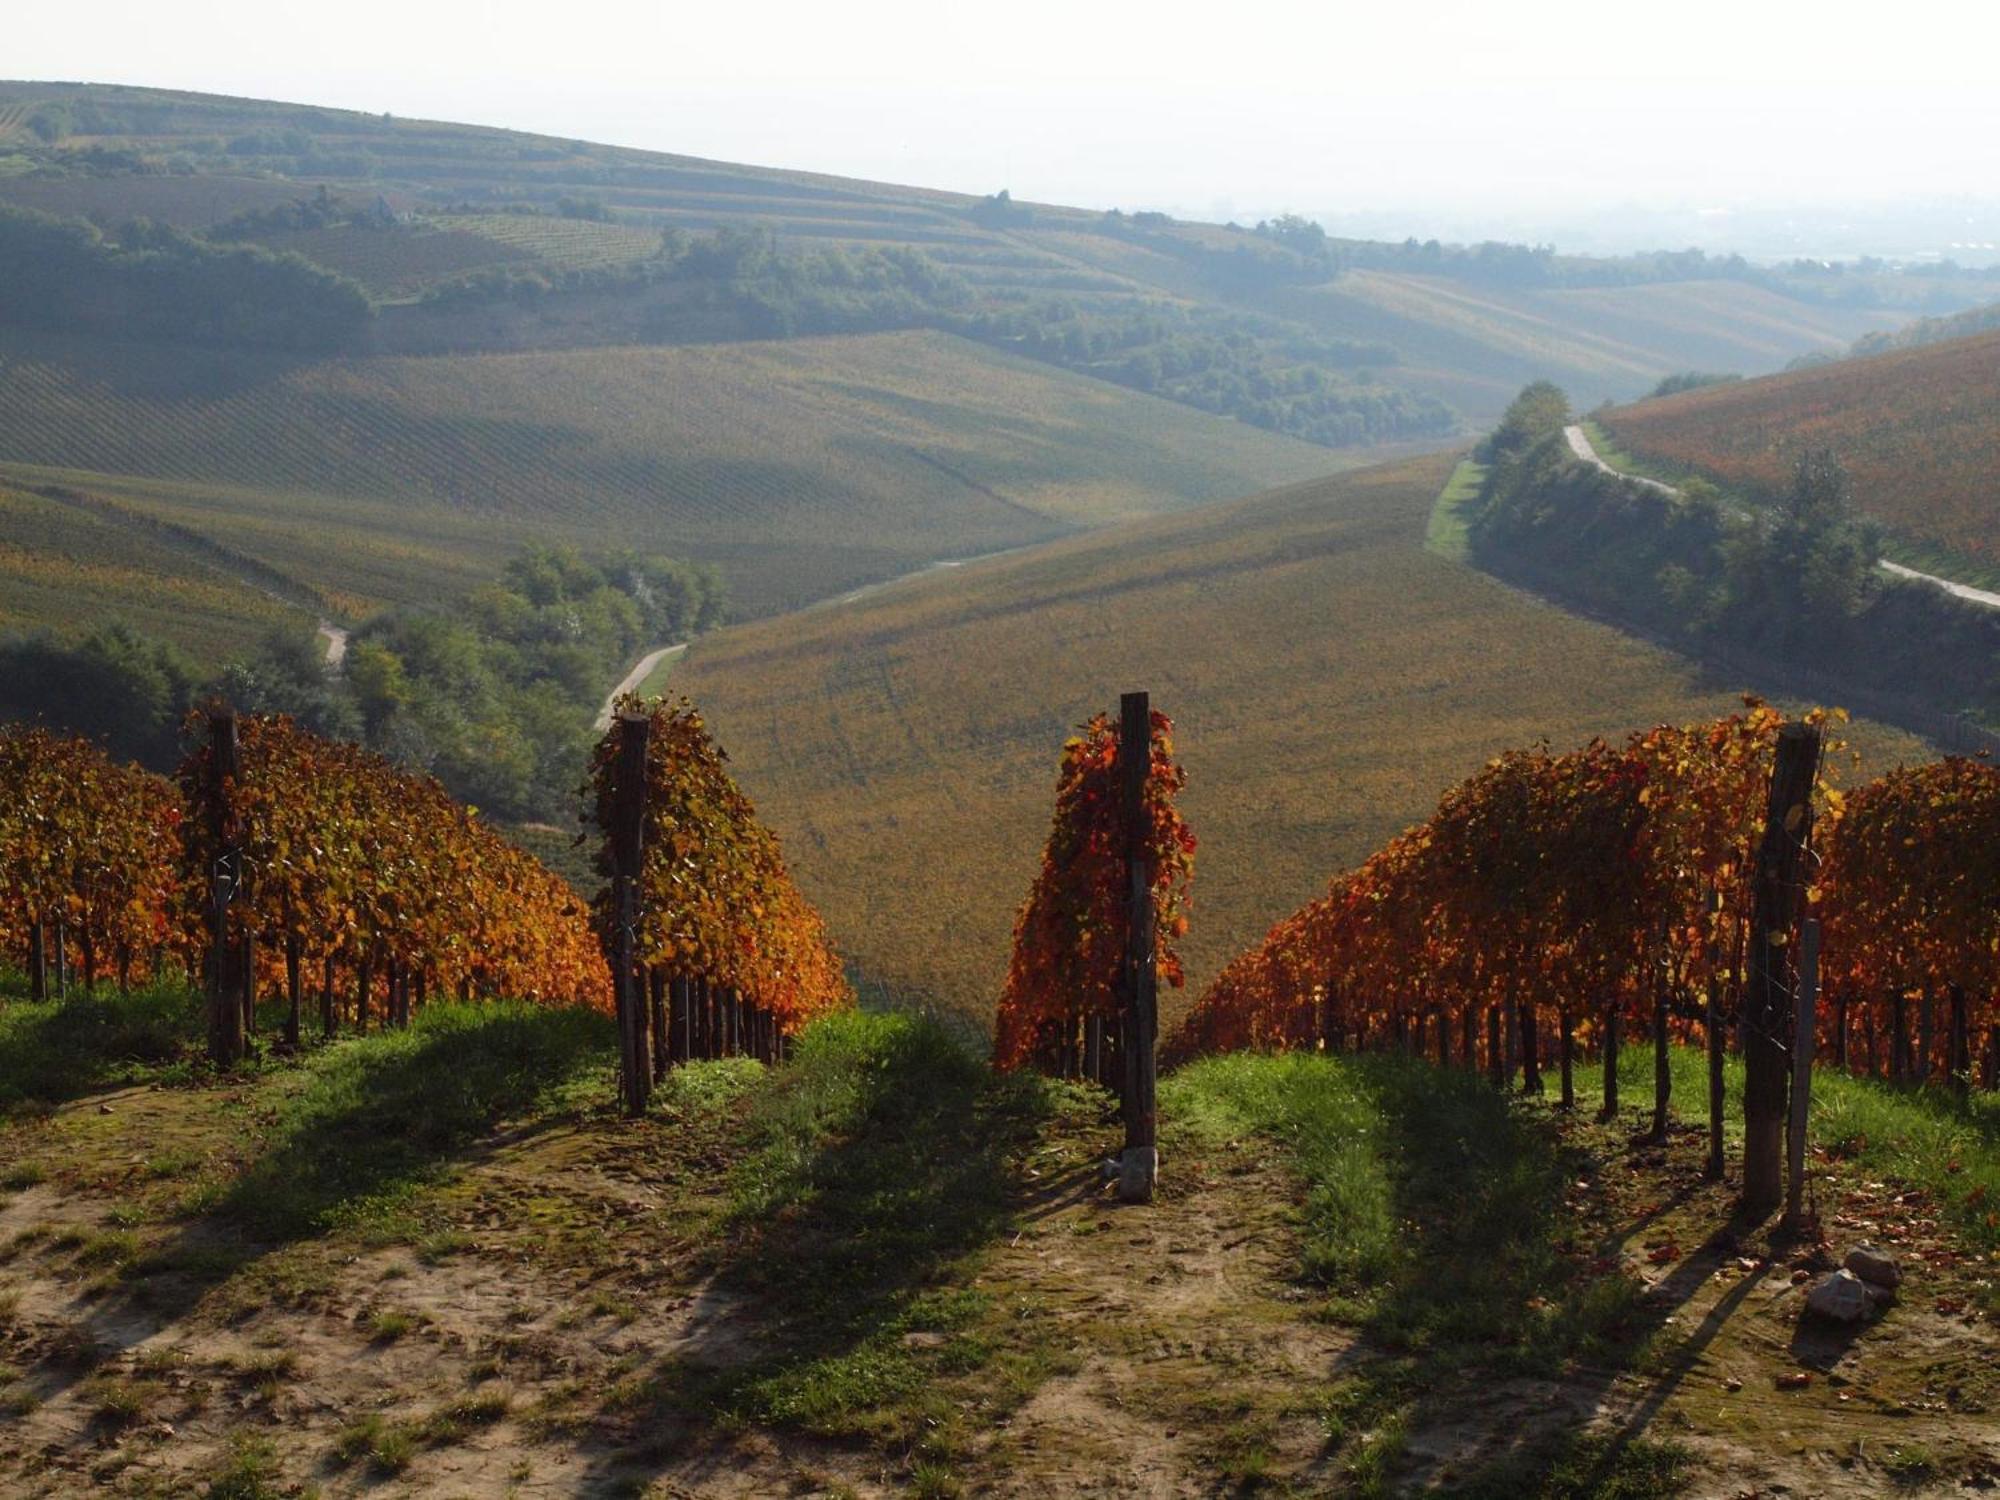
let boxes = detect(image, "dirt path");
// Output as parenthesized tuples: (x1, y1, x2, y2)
(0, 1073, 1995, 1496)
(595, 544, 1033, 729)
(595, 642, 687, 729)
(316, 621, 348, 668)
(1563, 424, 2000, 611)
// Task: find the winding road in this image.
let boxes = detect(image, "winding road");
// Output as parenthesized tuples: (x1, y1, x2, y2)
(1561, 425, 2000, 612)
(595, 544, 1035, 729)
(596, 643, 688, 730)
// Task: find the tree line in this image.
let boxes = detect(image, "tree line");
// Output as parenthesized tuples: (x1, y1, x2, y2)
(0, 203, 371, 351)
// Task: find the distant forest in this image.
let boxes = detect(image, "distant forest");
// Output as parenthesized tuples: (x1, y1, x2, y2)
(0, 545, 724, 820)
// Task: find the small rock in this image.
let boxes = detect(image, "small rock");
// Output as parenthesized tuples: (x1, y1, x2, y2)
(1790, 1269, 1812, 1285)
(98, 1103, 114, 1115)
(901, 1331, 946, 1349)
(1845, 1243, 1900, 1289)
(1806, 1269, 1872, 1323)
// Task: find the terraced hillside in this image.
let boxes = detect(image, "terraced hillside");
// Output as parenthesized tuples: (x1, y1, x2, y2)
(1597, 328, 2000, 580)
(0, 328, 1342, 635)
(671, 452, 1924, 1025)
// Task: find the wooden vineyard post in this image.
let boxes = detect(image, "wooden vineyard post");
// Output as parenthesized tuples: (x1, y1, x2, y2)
(1705, 897, 1726, 1180)
(284, 934, 302, 1051)
(609, 711, 652, 1117)
(1117, 691, 1158, 1204)
(206, 709, 246, 1066)
(1487, 1006, 1503, 1087)
(649, 968, 669, 1082)
(1742, 722, 1820, 1217)
(1784, 918, 1821, 1231)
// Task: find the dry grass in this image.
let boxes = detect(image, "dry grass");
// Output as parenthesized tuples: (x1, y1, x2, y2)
(673, 451, 1928, 1028)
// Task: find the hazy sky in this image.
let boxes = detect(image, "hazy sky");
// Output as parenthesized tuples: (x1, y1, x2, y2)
(12, 0, 2000, 218)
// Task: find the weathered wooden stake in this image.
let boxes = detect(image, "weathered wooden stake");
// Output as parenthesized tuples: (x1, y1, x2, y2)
(205, 709, 246, 1065)
(1918, 989, 1935, 1084)
(1949, 983, 1970, 1099)
(1742, 722, 1819, 1216)
(284, 935, 302, 1050)
(28, 920, 46, 1004)
(1705, 976, 1726, 1180)
(609, 711, 652, 1117)
(1649, 976, 1671, 1143)
(1116, 691, 1158, 1203)
(1784, 919, 1821, 1231)
(1487, 1006, 1503, 1087)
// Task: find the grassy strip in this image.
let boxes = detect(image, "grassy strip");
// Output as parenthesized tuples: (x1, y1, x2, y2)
(0, 978, 205, 1112)
(221, 1001, 613, 1241)
(1166, 1050, 1674, 1496)
(620, 1011, 1082, 1486)
(1424, 456, 1486, 561)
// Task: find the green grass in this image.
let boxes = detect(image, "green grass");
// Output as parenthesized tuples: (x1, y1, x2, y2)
(621, 1011, 1076, 1463)
(0, 978, 202, 1111)
(220, 1000, 613, 1241)
(1424, 455, 1485, 561)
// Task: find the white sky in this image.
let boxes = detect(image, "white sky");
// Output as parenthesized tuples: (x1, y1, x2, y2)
(11, 0, 2000, 219)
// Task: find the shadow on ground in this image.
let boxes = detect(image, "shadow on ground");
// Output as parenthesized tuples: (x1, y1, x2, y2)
(579, 1012, 1060, 1491)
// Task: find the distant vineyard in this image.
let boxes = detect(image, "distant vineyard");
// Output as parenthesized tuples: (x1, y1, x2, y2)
(432, 214, 666, 272)
(0, 329, 1334, 620)
(249, 224, 534, 298)
(1598, 330, 2000, 569)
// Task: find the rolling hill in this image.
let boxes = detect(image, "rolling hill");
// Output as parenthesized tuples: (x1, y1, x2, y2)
(669, 451, 1925, 1026)
(1260, 271, 1905, 419)
(1596, 327, 2000, 582)
(0, 327, 1343, 644)
(2, 81, 1985, 428)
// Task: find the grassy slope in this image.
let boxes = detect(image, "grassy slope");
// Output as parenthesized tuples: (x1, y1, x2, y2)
(0, 327, 1339, 633)
(0, 992, 1992, 1497)
(1597, 329, 2000, 577)
(671, 451, 1926, 1027)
